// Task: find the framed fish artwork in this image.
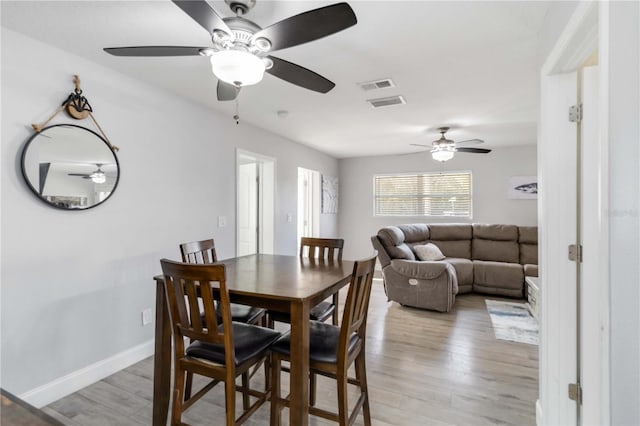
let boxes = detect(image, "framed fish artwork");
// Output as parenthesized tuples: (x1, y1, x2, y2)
(508, 176, 538, 199)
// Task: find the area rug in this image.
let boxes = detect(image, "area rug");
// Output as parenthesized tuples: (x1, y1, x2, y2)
(485, 300, 539, 345)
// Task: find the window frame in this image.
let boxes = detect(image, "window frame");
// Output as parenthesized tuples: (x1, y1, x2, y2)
(372, 170, 473, 218)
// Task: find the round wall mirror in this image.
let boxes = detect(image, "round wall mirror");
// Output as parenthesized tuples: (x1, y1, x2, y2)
(21, 124, 120, 210)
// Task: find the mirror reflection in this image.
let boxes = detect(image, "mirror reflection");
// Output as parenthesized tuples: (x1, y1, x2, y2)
(21, 124, 120, 210)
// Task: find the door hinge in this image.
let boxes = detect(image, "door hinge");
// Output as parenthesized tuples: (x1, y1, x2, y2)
(568, 383, 583, 404)
(569, 104, 582, 122)
(568, 244, 582, 262)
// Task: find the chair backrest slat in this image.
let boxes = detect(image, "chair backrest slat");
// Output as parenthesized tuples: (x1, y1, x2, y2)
(160, 259, 232, 349)
(339, 254, 377, 355)
(300, 237, 344, 261)
(180, 239, 218, 264)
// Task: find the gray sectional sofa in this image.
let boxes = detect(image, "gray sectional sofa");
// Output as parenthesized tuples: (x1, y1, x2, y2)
(370, 223, 538, 312)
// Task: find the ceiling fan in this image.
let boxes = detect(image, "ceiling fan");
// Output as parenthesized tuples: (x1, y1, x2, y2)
(104, 0, 357, 101)
(411, 127, 492, 162)
(68, 164, 109, 184)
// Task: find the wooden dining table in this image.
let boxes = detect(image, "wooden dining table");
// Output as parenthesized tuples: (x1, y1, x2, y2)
(152, 254, 355, 426)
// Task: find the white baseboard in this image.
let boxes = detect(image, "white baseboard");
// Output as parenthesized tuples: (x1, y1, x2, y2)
(536, 399, 544, 425)
(19, 339, 154, 408)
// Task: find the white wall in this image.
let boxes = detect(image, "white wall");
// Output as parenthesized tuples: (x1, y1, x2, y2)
(338, 145, 537, 260)
(0, 28, 338, 402)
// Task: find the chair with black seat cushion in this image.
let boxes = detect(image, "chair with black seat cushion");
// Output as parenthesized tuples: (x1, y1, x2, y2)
(268, 237, 344, 328)
(180, 239, 268, 399)
(269, 253, 377, 426)
(160, 258, 281, 426)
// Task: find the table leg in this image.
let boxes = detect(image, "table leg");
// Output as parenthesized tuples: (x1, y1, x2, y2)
(289, 301, 310, 426)
(153, 279, 171, 426)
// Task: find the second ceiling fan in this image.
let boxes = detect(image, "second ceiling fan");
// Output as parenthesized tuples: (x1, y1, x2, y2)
(411, 127, 492, 162)
(104, 0, 357, 101)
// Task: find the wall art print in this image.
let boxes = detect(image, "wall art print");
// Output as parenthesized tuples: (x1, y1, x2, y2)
(322, 175, 338, 213)
(508, 176, 538, 199)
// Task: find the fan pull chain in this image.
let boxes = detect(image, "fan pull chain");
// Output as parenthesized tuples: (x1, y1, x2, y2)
(233, 97, 240, 125)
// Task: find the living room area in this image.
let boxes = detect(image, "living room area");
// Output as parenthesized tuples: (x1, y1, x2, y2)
(2, 1, 639, 425)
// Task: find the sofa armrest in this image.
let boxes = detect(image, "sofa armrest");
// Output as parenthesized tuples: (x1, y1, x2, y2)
(371, 236, 392, 268)
(390, 259, 450, 280)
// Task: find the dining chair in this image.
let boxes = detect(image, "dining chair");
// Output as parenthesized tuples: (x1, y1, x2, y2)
(159, 258, 281, 426)
(269, 253, 377, 426)
(179, 239, 266, 326)
(180, 238, 268, 399)
(268, 237, 344, 328)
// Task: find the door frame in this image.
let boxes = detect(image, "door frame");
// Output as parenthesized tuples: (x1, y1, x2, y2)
(538, 2, 609, 425)
(236, 149, 276, 256)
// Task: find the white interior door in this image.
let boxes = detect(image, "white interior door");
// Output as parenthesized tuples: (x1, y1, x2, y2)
(238, 161, 257, 256)
(539, 70, 579, 425)
(237, 150, 275, 256)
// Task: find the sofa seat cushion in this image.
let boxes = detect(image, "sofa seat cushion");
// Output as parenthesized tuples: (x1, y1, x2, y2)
(443, 257, 474, 290)
(472, 260, 524, 295)
(524, 264, 538, 277)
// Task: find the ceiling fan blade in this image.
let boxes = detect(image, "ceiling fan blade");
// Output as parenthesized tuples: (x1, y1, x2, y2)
(410, 143, 431, 148)
(68, 173, 90, 177)
(171, 0, 233, 37)
(266, 56, 335, 93)
(253, 2, 357, 52)
(104, 46, 208, 57)
(217, 81, 240, 101)
(455, 138, 485, 146)
(456, 147, 492, 154)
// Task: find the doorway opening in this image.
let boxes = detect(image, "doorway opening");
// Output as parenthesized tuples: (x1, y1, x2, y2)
(236, 150, 275, 256)
(297, 167, 320, 243)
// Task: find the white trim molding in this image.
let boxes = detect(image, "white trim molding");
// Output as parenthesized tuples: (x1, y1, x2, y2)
(18, 340, 154, 408)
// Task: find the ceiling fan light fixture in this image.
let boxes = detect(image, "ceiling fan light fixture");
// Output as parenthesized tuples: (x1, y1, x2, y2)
(210, 50, 265, 87)
(90, 171, 106, 184)
(431, 149, 455, 162)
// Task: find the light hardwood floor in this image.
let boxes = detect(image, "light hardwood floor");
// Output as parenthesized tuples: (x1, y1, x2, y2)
(43, 280, 538, 425)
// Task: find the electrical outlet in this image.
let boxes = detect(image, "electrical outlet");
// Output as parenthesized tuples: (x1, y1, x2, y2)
(286, 214, 293, 223)
(142, 308, 153, 326)
(218, 216, 227, 227)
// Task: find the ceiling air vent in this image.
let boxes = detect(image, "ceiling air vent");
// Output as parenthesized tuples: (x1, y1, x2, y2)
(367, 95, 406, 108)
(358, 78, 395, 91)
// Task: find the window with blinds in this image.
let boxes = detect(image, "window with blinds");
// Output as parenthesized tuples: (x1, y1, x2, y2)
(373, 171, 472, 217)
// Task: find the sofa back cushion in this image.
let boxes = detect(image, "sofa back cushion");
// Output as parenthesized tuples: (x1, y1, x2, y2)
(428, 224, 472, 258)
(471, 224, 519, 263)
(518, 226, 538, 265)
(377, 226, 416, 261)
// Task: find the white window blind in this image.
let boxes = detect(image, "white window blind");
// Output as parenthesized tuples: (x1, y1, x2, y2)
(374, 171, 472, 217)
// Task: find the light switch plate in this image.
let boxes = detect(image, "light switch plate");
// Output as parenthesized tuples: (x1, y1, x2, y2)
(142, 308, 153, 326)
(218, 216, 227, 227)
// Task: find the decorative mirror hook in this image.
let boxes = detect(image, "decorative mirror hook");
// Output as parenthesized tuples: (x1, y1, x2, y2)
(31, 75, 119, 152)
(64, 75, 93, 120)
